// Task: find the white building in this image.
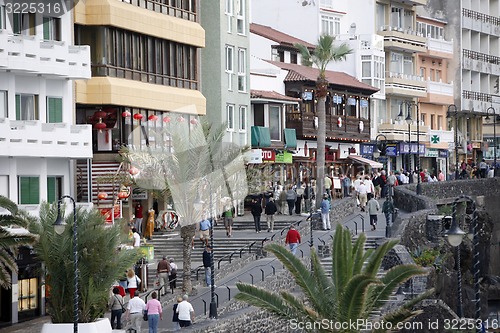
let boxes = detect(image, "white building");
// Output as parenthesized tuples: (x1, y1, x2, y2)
(0, 3, 90, 324)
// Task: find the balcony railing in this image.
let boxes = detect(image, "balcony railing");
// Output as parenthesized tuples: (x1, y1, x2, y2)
(462, 90, 494, 103)
(386, 71, 424, 82)
(427, 81, 453, 96)
(427, 38, 453, 54)
(463, 49, 500, 65)
(118, 0, 197, 22)
(379, 25, 424, 37)
(462, 8, 500, 26)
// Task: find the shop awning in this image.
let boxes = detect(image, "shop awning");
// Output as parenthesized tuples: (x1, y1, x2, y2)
(251, 126, 271, 148)
(283, 128, 297, 149)
(348, 155, 383, 169)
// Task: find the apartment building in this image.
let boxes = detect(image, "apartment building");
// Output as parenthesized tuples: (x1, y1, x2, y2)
(73, 0, 205, 214)
(200, 0, 250, 146)
(0, 2, 91, 324)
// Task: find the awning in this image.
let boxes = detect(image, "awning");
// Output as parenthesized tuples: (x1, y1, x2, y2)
(251, 126, 271, 148)
(283, 128, 297, 149)
(348, 155, 383, 169)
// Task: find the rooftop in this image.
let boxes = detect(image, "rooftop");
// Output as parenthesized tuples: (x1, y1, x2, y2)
(250, 23, 315, 49)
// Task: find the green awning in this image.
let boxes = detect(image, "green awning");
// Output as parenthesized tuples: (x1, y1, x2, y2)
(251, 126, 271, 148)
(283, 128, 297, 149)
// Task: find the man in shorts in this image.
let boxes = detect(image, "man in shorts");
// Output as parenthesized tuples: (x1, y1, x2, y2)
(222, 206, 234, 237)
(198, 217, 211, 247)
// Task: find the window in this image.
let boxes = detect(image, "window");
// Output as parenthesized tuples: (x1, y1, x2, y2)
(269, 105, 281, 141)
(417, 22, 444, 39)
(0, 175, 8, 197)
(225, 46, 234, 90)
(420, 67, 426, 78)
(436, 70, 442, 82)
(390, 52, 403, 73)
(18, 177, 39, 205)
(437, 115, 443, 130)
(0, 5, 5, 29)
(376, 3, 386, 29)
(321, 15, 340, 35)
(18, 277, 38, 312)
(47, 176, 62, 203)
(43, 17, 61, 41)
(13, 13, 35, 35)
(429, 68, 435, 81)
(0, 90, 6, 119)
(239, 105, 247, 131)
(46, 97, 63, 123)
(278, 50, 284, 62)
(403, 56, 413, 75)
(320, 0, 334, 8)
(236, 0, 245, 34)
(16, 94, 39, 121)
(290, 52, 297, 64)
(430, 114, 435, 130)
(226, 104, 234, 130)
(238, 48, 246, 92)
(225, 0, 233, 33)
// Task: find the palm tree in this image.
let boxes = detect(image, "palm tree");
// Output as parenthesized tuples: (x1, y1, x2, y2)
(295, 35, 352, 206)
(0, 195, 37, 288)
(236, 224, 433, 332)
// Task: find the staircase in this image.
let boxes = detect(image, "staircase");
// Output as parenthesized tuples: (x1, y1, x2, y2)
(76, 160, 125, 205)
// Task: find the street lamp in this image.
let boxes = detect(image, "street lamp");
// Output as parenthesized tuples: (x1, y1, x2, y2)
(373, 134, 387, 159)
(445, 195, 480, 324)
(400, 101, 421, 195)
(53, 195, 78, 333)
(194, 178, 217, 319)
(447, 105, 459, 180)
(486, 106, 497, 176)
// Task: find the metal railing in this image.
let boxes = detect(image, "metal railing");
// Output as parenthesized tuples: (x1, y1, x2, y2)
(118, 0, 197, 22)
(462, 8, 500, 26)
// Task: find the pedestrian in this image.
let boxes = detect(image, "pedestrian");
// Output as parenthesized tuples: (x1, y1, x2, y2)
(109, 287, 125, 329)
(438, 169, 445, 181)
(126, 268, 141, 298)
(265, 197, 277, 232)
(144, 208, 155, 240)
(357, 180, 368, 212)
(202, 246, 212, 287)
(285, 225, 301, 255)
(145, 291, 162, 333)
(168, 258, 178, 293)
(274, 183, 283, 214)
(134, 202, 144, 235)
(295, 184, 304, 214)
(279, 187, 287, 215)
(172, 296, 182, 331)
(479, 159, 488, 178)
(198, 217, 211, 247)
(222, 205, 235, 237)
(324, 176, 332, 198)
(366, 193, 380, 231)
(387, 171, 397, 197)
(250, 198, 263, 233)
(382, 196, 395, 238)
(320, 193, 331, 230)
(303, 180, 314, 213)
(131, 227, 141, 247)
(156, 256, 171, 296)
(379, 170, 387, 198)
(285, 186, 297, 215)
(342, 173, 351, 198)
(125, 290, 145, 333)
(372, 172, 381, 199)
(176, 295, 195, 328)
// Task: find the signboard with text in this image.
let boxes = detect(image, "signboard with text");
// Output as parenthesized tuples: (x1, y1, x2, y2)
(275, 151, 293, 164)
(261, 149, 275, 162)
(385, 143, 399, 156)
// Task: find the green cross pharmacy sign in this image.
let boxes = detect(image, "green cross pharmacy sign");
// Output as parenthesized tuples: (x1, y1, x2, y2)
(430, 135, 440, 144)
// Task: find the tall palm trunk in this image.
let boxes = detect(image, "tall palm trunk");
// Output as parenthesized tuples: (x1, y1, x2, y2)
(181, 224, 196, 293)
(315, 78, 328, 208)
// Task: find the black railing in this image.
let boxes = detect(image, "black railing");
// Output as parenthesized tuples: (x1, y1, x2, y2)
(463, 49, 500, 65)
(119, 0, 197, 22)
(462, 8, 500, 26)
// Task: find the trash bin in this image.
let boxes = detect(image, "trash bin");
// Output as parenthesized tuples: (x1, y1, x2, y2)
(135, 258, 148, 292)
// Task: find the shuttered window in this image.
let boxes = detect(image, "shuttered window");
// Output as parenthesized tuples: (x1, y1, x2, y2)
(19, 177, 39, 205)
(47, 97, 63, 123)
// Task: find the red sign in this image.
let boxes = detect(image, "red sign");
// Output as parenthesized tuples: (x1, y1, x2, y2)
(261, 149, 275, 162)
(99, 203, 122, 224)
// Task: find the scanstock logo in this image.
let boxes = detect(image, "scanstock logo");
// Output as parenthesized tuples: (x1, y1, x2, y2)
(4, 1, 79, 28)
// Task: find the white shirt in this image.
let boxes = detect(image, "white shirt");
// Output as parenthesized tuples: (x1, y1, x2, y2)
(127, 275, 141, 289)
(176, 300, 194, 321)
(357, 183, 368, 194)
(127, 296, 145, 314)
(133, 232, 141, 247)
(364, 179, 374, 193)
(169, 262, 178, 275)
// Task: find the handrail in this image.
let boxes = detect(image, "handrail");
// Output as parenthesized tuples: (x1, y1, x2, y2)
(342, 213, 365, 234)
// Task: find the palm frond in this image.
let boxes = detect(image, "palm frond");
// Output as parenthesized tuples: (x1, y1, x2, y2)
(294, 43, 313, 67)
(235, 283, 296, 319)
(0, 196, 19, 216)
(338, 274, 382, 323)
(352, 233, 367, 275)
(362, 239, 399, 277)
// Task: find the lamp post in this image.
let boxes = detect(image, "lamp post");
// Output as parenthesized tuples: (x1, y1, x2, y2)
(486, 106, 497, 176)
(447, 104, 459, 180)
(194, 178, 217, 319)
(53, 195, 78, 333)
(445, 195, 480, 326)
(400, 101, 421, 195)
(372, 134, 387, 159)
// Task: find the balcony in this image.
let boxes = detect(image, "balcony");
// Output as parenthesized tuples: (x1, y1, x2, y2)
(0, 119, 92, 158)
(427, 38, 453, 57)
(421, 81, 453, 104)
(286, 112, 370, 142)
(391, 0, 426, 6)
(462, 8, 500, 37)
(0, 31, 91, 79)
(462, 90, 500, 112)
(385, 72, 427, 98)
(462, 49, 500, 76)
(378, 26, 426, 53)
(378, 122, 429, 143)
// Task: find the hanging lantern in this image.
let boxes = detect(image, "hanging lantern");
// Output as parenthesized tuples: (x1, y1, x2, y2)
(148, 114, 159, 121)
(190, 118, 198, 125)
(337, 117, 342, 128)
(97, 192, 108, 200)
(133, 113, 144, 121)
(176, 116, 185, 122)
(163, 116, 171, 123)
(94, 121, 106, 132)
(122, 110, 131, 118)
(129, 166, 140, 175)
(94, 110, 107, 119)
(117, 191, 129, 200)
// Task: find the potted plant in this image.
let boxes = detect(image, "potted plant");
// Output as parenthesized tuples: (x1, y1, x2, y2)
(29, 203, 140, 332)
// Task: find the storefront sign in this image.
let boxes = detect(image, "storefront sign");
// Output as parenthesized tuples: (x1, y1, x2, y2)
(419, 144, 426, 155)
(360, 144, 374, 155)
(261, 149, 275, 162)
(399, 142, 410, 154)
(132, 187, 148, 200)
(472, 142, 481, 149)
(246, 149, 263, 164)
(425, 148, 438, 158)
(99, 202, 122, 224)
(275, 151, 293, 164)
(438, 149, 449, 158)
(385, 143, 399, 156)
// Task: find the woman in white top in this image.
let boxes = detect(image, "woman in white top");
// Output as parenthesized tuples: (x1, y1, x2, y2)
(126, 268, 141, 298)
